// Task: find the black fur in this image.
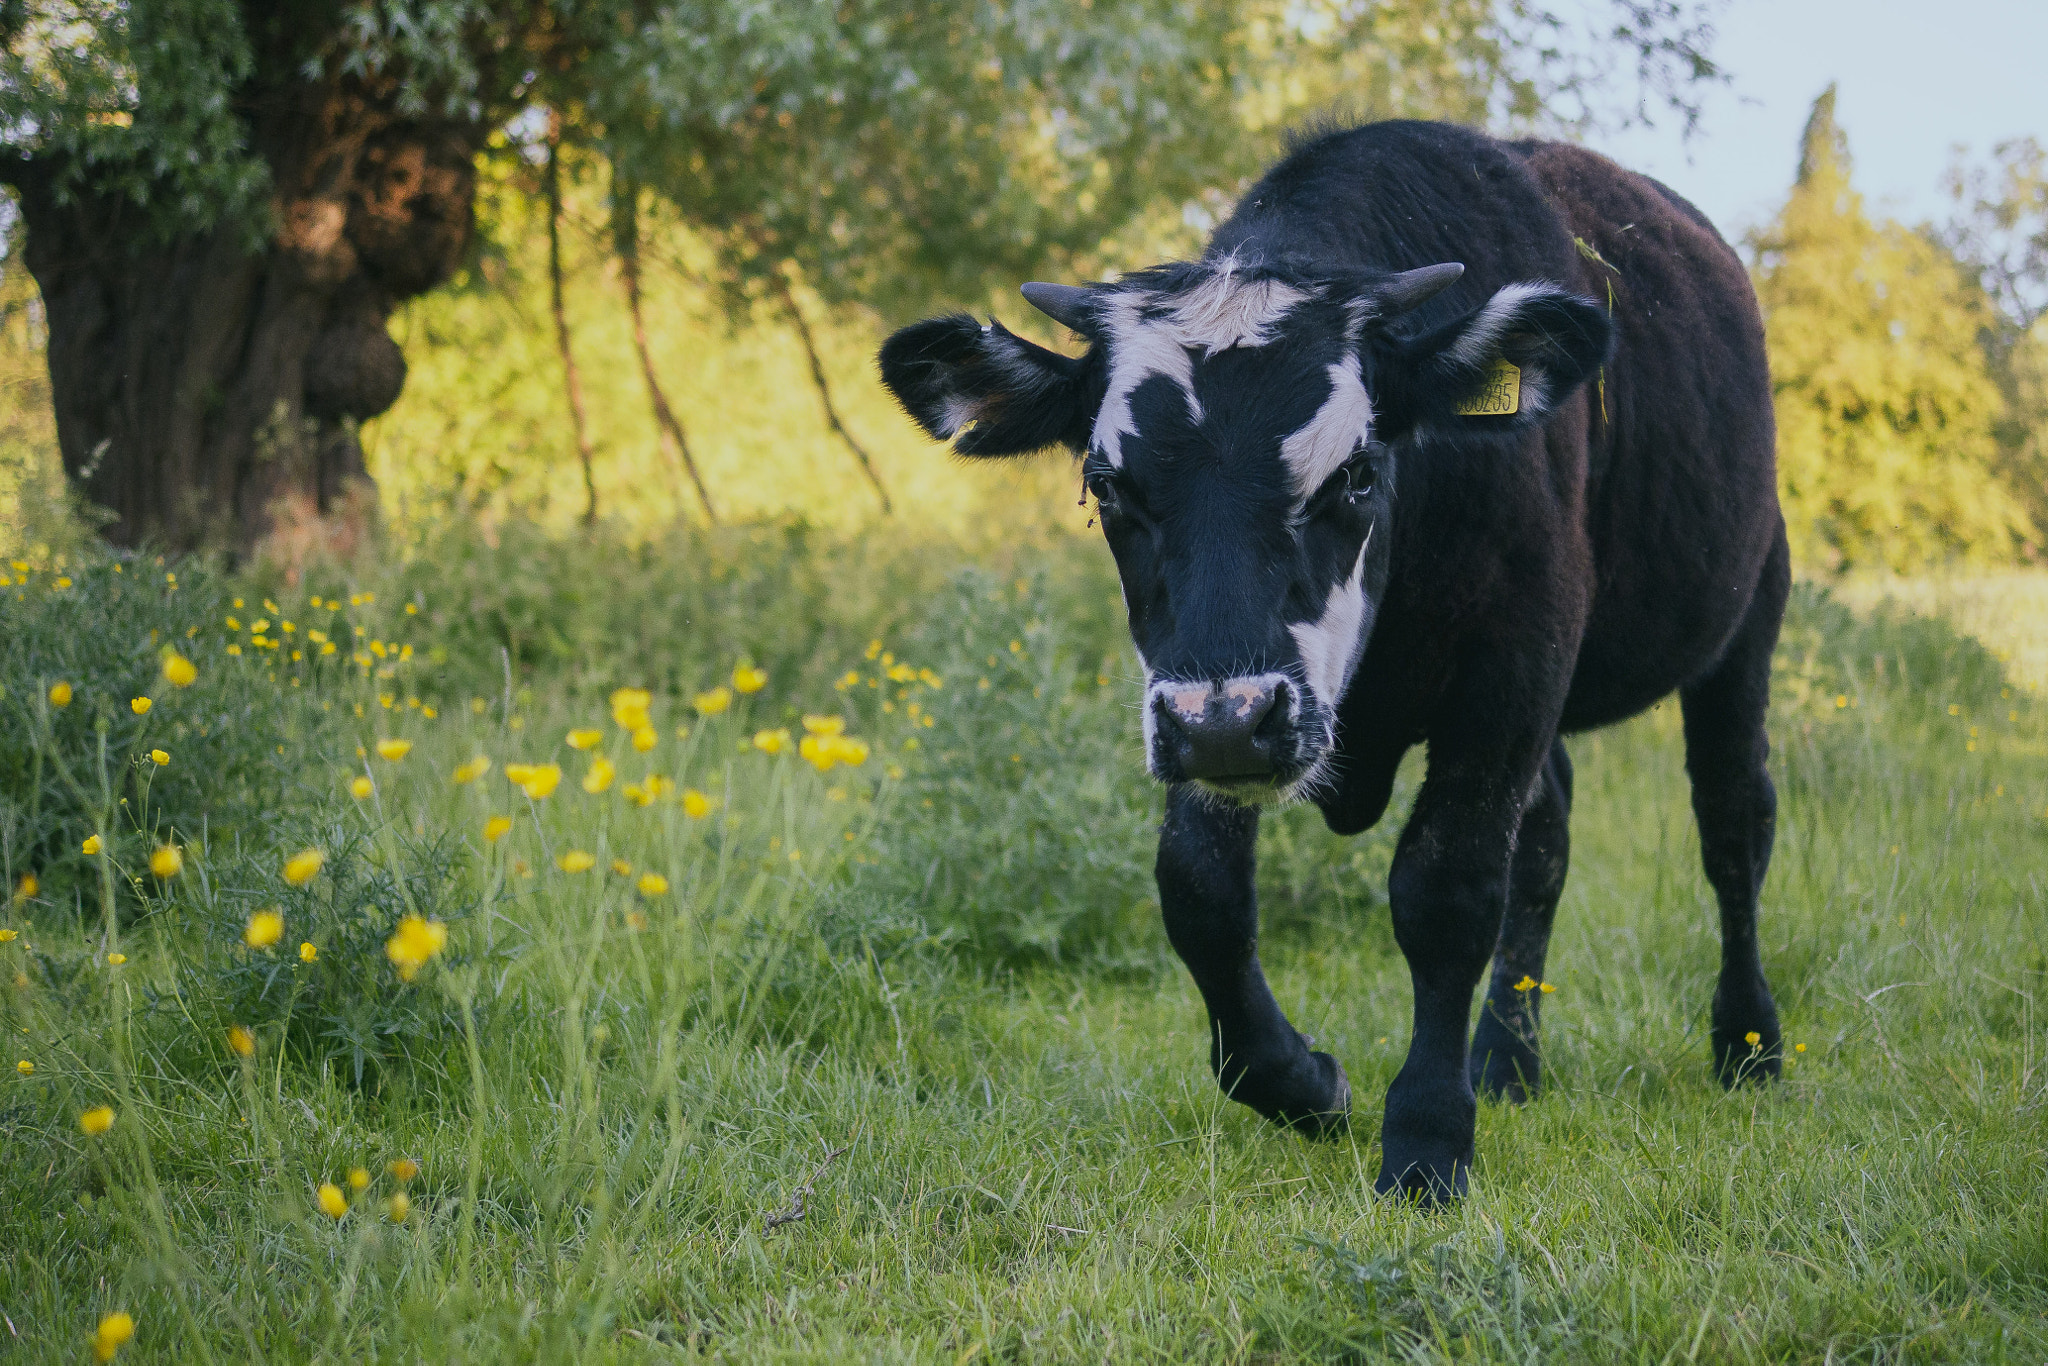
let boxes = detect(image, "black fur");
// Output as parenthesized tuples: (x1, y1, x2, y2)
(878, 120, 1785, 1205)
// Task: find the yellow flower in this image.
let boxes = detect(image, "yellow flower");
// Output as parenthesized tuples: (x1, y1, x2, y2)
(299, 941, 317, 963)
(149, 749, 169, 767)
(887, 663, 916, 683)
(317, 1182, 348, 1219)
(1744, 1030, 1761, 1046)
(163, 653, 197, 687)
(567, 728, 603, 750)
(752, 728, 792, 755)
(1539, 981, 1557, 994)
(625, 909, 647, 931)
(80, 1105, 115, 1135)
(375, 738, 412, 761)
(385, 916, 448, 981)
(1794, 1043, 1807, 1053)
(388, 1157, 420, 1181)
(558, 849, 596, 873)
(609, 858, 633, 876)
(348, 1166, 370, 1191)
(1512, 975, 1537, 992)
(16, 1059, 30, 1074)
(228, 1025, 255, 1057)
(801, 714, 846, 736)
(582, 755, 616, 793)
(0, 929, 15, 942)
(350, 775, 374, 800)
(799, 733, 870, 773)
(130, 697, 152, 715)
(106, 953, 125, 966)
(513, 763, 561, 799)
(283, 849, 323, 887)
(631, 725, 657, 753)
(452, 756, 491, 785)
(93, 1311, 135, 1361)
(245, 909, 284, 948)
(149, 845, 183, 879)
(483, 815, 513, 844)
(681, 789, 714, 819)
(733, 665, 768, 694)
(637, 872, 669, 897)
(692, 686, 732, 717)
(12, 873, 35, 902)
(610, 686, 653, 731)
(387, 1191, 411, 1223)
(83, 834, 103, 856)
(48, 681, 73, 707)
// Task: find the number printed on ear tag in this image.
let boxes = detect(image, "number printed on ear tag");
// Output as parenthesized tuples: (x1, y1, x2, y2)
(1454, 359, 1520, 416)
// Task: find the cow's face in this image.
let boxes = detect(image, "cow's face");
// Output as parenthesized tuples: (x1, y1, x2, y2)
(880, 259, 1609, 803)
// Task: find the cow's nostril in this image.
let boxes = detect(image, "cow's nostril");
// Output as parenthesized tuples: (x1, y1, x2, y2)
(1253, 680, 1290, 740)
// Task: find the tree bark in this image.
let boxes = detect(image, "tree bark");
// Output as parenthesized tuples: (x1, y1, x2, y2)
(545, 113, 600, 527)
(772, 270, 892, 515)
(4, 78, 481, 555)
(610, 166, 717, 524)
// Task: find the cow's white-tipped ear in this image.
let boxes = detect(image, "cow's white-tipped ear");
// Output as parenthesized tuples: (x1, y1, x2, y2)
(879, 315, 1098, 457)
(1370, 282, 1611, 437)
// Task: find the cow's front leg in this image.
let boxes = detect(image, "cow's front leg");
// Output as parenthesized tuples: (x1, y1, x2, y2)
(1378, 759, 1533, 1203)
(1157, 785, 1350, 1134)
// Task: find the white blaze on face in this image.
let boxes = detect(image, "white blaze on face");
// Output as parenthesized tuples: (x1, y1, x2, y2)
(1278, 351, 1373, 500)
(1090, 264, 1310, 468)
(1288, 532, 1374, 710)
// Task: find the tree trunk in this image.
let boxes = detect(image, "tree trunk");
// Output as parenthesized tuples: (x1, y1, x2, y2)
(545, 113, 600, 527)
(772, 270, 892, 515)
(6, 80, 480, 556)
(610, 167, 717, 525)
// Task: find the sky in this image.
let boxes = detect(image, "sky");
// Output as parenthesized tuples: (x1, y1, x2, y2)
(1576, 0, 2047, 243)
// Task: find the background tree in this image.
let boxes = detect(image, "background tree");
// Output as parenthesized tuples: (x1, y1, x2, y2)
(1750, 86, 2033, 572)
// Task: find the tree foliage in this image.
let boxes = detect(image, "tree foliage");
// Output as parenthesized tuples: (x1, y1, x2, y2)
(1751, 87, 2033, 572)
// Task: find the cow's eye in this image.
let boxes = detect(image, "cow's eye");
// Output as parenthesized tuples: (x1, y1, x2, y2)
(1341, 445, 1382, 504)
(1085, 470, 1119, 510)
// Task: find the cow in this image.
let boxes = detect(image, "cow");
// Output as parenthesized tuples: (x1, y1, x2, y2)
(877, 119, 1785, 1203)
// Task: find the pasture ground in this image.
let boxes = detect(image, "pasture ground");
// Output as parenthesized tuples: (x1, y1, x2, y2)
(1, 528, 2044, 1363)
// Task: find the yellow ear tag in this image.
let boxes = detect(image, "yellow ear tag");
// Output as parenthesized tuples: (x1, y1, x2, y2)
(1454, 359, 1520, 416)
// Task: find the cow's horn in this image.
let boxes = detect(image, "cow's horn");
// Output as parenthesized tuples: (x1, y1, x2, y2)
(1377, 262, 1465, 314)
(1020, 282, 1096, 331)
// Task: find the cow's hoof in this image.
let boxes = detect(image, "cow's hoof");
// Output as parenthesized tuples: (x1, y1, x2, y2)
(1712, 985, 1782, 1087)
(1376, 1072, 1475, 1206)
(1373, 1155, 1469, 1208)
(1275, 1050, 1351, 1139)
(1221, 1042, 1351, 1138)
(1468, 1019, 1540, 1103)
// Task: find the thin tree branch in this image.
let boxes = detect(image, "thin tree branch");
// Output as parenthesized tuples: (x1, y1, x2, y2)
(546, 110, 599, 527)
(770, 265, 892, 515)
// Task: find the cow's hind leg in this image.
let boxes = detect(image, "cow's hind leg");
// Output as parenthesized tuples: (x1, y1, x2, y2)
(1157, 785, 1350, 1134)
(1469, 738, 1573, 1103)
(1681, 528, 1790, 1086)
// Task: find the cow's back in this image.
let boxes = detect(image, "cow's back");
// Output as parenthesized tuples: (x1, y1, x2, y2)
(1511, 141, 1781, 730)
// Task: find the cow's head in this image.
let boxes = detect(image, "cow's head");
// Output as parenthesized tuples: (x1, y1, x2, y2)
(879, 257, 1610, 802)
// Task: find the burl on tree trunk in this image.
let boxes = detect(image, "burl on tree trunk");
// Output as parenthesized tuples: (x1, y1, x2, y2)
(7, 80, 478, 555)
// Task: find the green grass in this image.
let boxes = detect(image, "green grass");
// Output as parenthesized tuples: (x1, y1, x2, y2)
(1, 531, 2045, 1363)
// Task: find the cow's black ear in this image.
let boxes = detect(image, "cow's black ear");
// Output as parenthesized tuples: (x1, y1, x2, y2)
(1371, 284, 1611, 438)
(878, 315, 1096, 457)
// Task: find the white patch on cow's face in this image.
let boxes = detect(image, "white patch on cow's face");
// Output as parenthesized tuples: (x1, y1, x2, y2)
(1167, 268, 1307, 355)
(1287, 530, 1374, 709)
(1278, 352, 1373, 500)
(1447, 281, 1552, 370)
(1092, 292, 1200, 468)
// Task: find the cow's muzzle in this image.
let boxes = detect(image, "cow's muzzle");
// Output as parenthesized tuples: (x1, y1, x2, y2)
(1148, 673, 1302, 787)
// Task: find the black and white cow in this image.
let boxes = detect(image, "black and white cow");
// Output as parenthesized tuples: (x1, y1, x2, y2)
(879, 119, 1785, 1202)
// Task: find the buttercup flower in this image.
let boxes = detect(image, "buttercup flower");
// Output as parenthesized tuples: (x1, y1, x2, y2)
(582, 755, 616, 793)
(387, 1191, 411, 1223)
(149, 845, 183, 879)
(610, 687, 653, 730)
(1744, 1030, 1761, 1046)
(1512, 975, 1537, 992)
(149, 749, 169, 767)
(228, 1025, 255, 1057)
(799, 733, 870, 773)
(388, 1157, 419, 1181)
(317, 1183, 348, 1219)
(82, 835, 103, 856)
(16, 1060, 31, 1075)
(1539, 982, 1557, 994)
(515, 763, 562, 799)
(92, 1312, 135, 1361)
(631, 725, 657, 753)
(637, 872, 669, 897)
(245, 909, 284, 948)
(106, 953, 125, 966)
(558, 849, 596, 873)
(348, 1167, 370, 1191)
(483, 815, 513, 844)
(80, 1105, 115, 1135)
(567, 728, 603, 750)
(692, 686, 732, 717)
(300, 941, 318, 963)
(48, 681, 72, 707)
(681, 789, 714, 819)
(375, 738, 412, 762)
(350, 776, 375, 800)
(452, 757, 491, 785)
(163, 653, 198, 687)
(385, 916, 448, 982)
(752, 728, 792, 756)
(12, 873, 35, 902)
(130, 697, 152, 715)
(733, 665, 768, 694)
(282, 849, 323, 886)
(802, 714, 846, 736)
(610, 858, 633, 876)
(0, 929, 16, 942)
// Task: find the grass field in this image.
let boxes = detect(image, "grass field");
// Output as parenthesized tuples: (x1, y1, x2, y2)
(2, 528, 2044, 1363)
